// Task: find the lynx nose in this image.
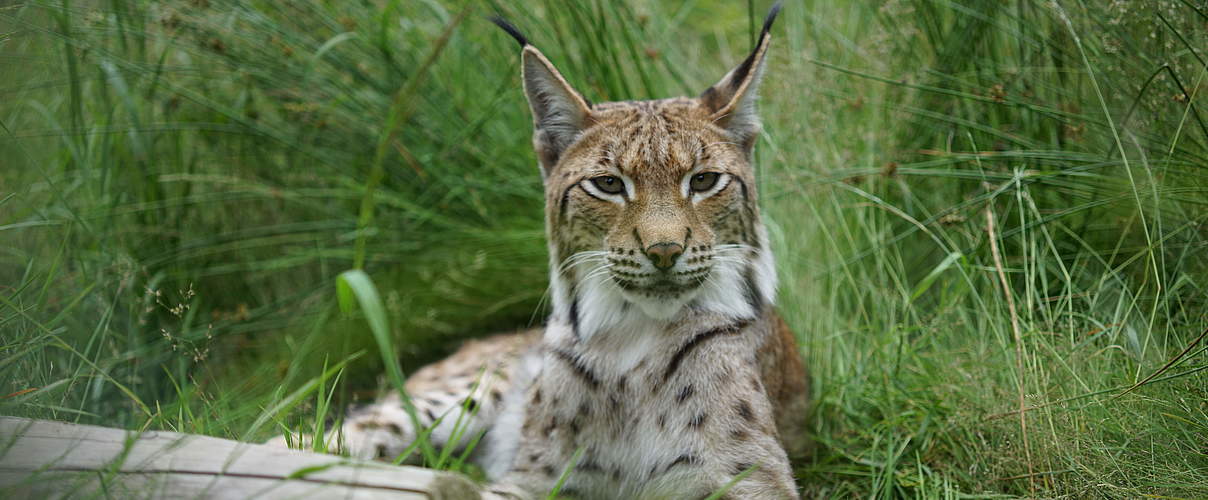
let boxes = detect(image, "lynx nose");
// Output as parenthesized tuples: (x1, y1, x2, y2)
(645, 243, 684, 271)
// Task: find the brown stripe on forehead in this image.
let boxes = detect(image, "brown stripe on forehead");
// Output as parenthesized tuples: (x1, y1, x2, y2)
(597, 110, 642, 134)
(615, 113, 677, 173)
(588, 100, 716, 175)
(641, 116, 669, 167)
(624, 120, 647, 154)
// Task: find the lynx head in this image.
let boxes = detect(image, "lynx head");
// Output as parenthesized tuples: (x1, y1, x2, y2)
(493, 3, 781, 337)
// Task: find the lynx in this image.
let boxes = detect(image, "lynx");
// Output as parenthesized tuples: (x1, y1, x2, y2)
(274, 3, 808, 498)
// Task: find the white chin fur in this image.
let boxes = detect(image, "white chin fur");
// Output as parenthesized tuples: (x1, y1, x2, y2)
(621, 290, 695, 320)
(552, 243, 776, 341)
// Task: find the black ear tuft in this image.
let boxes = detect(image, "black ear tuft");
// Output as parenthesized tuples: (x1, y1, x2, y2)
(727, 1, 782, 90)
(761, 1, 783, 39)
(698, 1, 781, 152)
(489, 16, 529, 47)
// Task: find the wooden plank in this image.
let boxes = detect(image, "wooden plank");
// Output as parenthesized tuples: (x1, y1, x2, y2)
(0, 417, 483, 499)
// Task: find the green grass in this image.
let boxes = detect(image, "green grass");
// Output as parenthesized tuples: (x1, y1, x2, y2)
(2, 0, 1206, 497)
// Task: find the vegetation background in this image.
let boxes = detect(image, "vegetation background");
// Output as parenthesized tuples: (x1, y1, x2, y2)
(2, 0, 1206, 497)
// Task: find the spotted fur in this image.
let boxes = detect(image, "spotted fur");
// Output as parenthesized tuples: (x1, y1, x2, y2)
(270, 3, 807, 498)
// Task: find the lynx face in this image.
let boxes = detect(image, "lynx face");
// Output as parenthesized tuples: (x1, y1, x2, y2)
(549, 101, 765, 321)
(498, 15, 778, 331)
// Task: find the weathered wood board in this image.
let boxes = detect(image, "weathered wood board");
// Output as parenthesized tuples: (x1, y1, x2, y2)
(0, 417, 483, 499)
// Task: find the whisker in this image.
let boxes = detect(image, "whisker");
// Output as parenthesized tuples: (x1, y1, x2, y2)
(713, 243, 755, 253)
(580, 263, 616, 284)
(557, 251, 609, 271)
(710, 257, 748, 265)
(558, 253, 608, 272)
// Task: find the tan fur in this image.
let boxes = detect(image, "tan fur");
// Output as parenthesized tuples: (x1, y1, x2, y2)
(270, 5, 807, 498)
(762, 315, 811, 458)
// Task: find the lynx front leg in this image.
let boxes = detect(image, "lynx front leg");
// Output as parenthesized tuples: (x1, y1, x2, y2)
(268, 378, 503, 461)
(269, 330, 538, 461)
(342, 332, 537, 460)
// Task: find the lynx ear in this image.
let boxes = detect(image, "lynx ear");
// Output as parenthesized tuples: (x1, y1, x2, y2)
(699, 1, 781, 153)
(491, 17, 592, 177)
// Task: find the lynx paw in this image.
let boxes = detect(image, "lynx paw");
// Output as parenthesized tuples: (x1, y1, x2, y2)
(338, 423, 412, 459)
(263, 405, 418, 460)
(336, 405, 420, 460)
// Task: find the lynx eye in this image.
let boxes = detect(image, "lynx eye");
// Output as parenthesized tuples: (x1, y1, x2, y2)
(689, 172, 721, 192)
(590, 176, 625, 195)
